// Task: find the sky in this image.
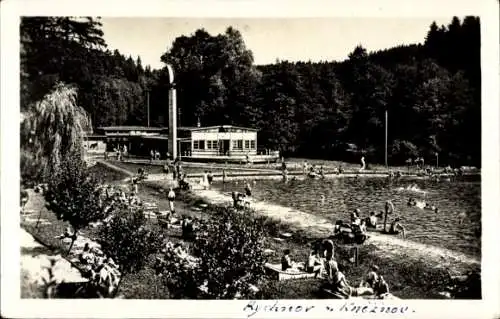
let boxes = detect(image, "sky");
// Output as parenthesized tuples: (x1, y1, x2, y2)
(100, 17, 454, 69)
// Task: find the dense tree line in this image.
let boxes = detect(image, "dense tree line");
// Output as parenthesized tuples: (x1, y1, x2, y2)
(21, 16, 480, 166)
(21, 17, 154, 128)
(158, 16, 480, 166)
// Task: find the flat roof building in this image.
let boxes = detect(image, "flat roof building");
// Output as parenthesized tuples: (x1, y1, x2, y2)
(93, 125, 279, 163)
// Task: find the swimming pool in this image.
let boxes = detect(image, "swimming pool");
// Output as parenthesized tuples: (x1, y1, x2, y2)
(215, 176, 481, 258)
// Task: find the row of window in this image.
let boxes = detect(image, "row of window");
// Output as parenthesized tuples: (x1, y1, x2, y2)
(193, 140, 256, 150)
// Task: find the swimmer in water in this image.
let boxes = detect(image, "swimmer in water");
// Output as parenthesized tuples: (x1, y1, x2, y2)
(408, 197, 416, 207)
(320, 195, 326, 205)
(458, 211, 467, 224)
(338, 165, 344, 174)
(424, 203, 439, 213)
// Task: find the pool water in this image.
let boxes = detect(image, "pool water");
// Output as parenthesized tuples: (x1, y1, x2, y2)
(214, 176, 481, 258)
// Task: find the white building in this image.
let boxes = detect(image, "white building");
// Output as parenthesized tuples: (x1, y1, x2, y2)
(188, 125, 257, 157)
(178, 125, 279, 163)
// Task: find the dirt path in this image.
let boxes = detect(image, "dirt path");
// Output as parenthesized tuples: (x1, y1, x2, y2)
(20, 228, 87, 297)
(194, 188, 480, 274)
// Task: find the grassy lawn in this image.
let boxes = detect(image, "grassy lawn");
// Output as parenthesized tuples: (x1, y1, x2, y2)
(21, 162, 471, 299)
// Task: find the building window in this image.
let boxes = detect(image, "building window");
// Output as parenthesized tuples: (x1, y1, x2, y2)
(245, 140, 250, 149)
(207, 140, 218, 149)
(193, 140, 199, 149)
(232, 140, 243, 149)
(250, 140, 256, 149)
(199, 140, 205, 150)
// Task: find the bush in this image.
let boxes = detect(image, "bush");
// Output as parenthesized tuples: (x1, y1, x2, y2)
(44, 152, 108, 253)
(98, 205, 163, 297)
(156, 206, 267, 299)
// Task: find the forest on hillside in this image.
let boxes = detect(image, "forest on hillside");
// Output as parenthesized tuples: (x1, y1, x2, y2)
(20, 16, 481, 166)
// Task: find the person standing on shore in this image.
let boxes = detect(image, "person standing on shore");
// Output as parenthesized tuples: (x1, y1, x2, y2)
(406, 157, 413, 172)
(383, 200, 394, 232)
(202, 171, 209, 190)
(245, 181, 252, 197)
(359, 156, 366, 172)
(167, 187, 176, 214)
(207, 171, 213, 185)
(222, 169, 227, 190)
(303, 160, 309, 176)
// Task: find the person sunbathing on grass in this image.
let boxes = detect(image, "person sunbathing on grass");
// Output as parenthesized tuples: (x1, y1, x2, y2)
(325, 262, 374, 299)
(321, 166, 326, 179)
(322, 239, 335, 261)
(245, 182, 252, 197)
(232, 191, 250, 209)
(306, 250, 324, 276)
(181, 217, 198, 240)
(361, 265, 379, 286)
(365, 212, 378, 228)
(55, 227, 76, 240)
(351, 223, 368, 244)
(351, 209, 362, 225)
(359, 219, 367, 233)
(20, 189, 29, 210)
(281, 249, 301, 271)
(232, 191, 242, 208)
(388, 217, 406, 238)
(172, 243, 199, 265)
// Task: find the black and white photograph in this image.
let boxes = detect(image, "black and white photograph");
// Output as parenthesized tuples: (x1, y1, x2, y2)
(1, 1, 499, 318)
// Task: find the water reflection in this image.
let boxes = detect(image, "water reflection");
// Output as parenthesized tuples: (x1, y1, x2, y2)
(216, 176, 481, 258)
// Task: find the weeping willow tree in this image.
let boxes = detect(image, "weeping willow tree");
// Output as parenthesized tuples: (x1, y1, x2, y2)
(21, 82, 92, 183)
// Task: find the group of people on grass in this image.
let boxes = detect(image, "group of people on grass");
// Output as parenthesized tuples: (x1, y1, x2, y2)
(281, 243, 390, 299)
(103, 144, 128, 161)
(163, 157, 184, 179)
(149, 149, 163, 162)
(232, 181, 253, 209)
(199, 170, 214, 190)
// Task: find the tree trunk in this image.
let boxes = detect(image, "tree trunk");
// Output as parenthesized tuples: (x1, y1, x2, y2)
(66, 230, 78, 256)
(35, 209, 42, 230)
(383, 211, 388, 233)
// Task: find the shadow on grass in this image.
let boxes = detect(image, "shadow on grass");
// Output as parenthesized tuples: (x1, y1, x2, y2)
(21, 246, 55, 256)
